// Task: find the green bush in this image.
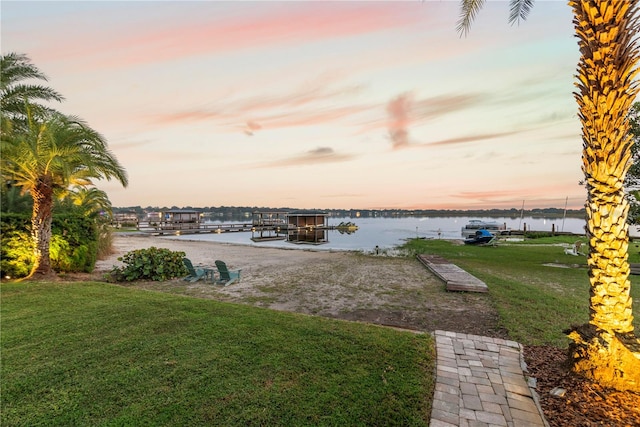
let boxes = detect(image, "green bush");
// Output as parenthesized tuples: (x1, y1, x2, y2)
(1, 215, 33, 278)
(110, 247, 188, 281)
(51, 215, 98, 273)
(0, 228, 34, 279)
(50, 234, 94, 273)
(1, 213, 99, 278)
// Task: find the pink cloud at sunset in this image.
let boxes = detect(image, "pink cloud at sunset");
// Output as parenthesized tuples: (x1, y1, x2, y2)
(255, 147, 356, 168)
(153, 78, 372, 134)
(424, 131, 524, 147)
(30, 2, 427, 70)
(244, 121, 262, 136)
(353, 93, 483, 138)
(386, 93, 412, 150)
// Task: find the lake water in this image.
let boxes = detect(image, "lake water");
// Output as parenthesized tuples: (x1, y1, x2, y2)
(162, 216, 587, 252)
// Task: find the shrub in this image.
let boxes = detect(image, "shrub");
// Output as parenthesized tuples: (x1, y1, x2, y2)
(1, 213, 100, 277)
(50, 235, 73, 271)
(0, 229, 34, 279)
(51, 215, 98, 273)
(110, 247, 188, 281)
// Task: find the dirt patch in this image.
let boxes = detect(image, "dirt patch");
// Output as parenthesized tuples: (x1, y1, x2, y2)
(92, 235, 508, 338)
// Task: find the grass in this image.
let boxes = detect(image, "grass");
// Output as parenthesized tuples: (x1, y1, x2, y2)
(403, 236, 640, 346)
(1, 282, 434, 426)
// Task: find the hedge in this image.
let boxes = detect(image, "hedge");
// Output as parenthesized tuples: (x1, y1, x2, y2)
(1, 213, 99, 279)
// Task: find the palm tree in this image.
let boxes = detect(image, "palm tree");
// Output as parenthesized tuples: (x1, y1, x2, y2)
(59, 185, 117, 261)
(0, 108, 128, 278)
(65, 186, 114, 219)
(459, 0, 640, 391)
(1, 53, 64, 125)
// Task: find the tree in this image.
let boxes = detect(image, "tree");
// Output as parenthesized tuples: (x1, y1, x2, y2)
(459, 0, 640, 391)
(65, 186, 114, 219)
(0, 108, 128, 278)
(1, 53, 66, 210)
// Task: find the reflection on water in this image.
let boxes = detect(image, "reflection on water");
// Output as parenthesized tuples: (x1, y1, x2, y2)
(288, 229, 328, 245)
(164, 216, 587, 252)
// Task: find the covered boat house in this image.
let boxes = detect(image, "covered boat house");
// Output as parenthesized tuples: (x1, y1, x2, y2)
(157, 209, 201, 231)
(287, 211, 329, 245)
(250, 210, 330, 244)
(251, 211, 288, 242)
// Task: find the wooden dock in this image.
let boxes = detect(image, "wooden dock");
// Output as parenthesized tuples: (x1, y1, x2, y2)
(134, 222, 354, 236)
(134, 221, 255, 235)
(417, 254, 488, 293)
(119, 211, 358, 238)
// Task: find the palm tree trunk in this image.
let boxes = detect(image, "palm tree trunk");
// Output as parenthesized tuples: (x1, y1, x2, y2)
(584, 194, 633, 334)
(566, 0, 640, 392)
(29, 178, 54, 278)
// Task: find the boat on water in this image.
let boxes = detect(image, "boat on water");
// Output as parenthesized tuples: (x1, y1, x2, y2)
(461, 219, 503, 239)
(335, 221, 358, 233)
(464, 229, 496, 245)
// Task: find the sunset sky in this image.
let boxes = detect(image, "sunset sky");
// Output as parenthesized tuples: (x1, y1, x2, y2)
(2, 1, 586, 210)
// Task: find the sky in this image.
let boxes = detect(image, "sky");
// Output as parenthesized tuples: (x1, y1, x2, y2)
(2, 0, 587, 210)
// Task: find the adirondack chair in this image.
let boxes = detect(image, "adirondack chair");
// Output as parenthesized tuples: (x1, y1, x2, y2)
(482, 235, 499, 247)
(564, 241, 584, 256)
(183, 258, 208, 282)
(214, 260, 242, 286)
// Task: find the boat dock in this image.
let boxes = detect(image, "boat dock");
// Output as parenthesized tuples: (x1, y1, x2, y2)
(131, 210, 358, 238)
(417, 254, 488, 292)
(136, 221, 257, 235)
(135, 222, 354, 236)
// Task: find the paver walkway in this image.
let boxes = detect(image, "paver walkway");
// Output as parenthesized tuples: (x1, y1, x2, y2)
(430, 330, 548, 427)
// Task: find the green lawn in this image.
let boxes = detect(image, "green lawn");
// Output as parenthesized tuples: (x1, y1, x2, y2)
(1, 282, 434, 426)
(403, 236, 640, 346)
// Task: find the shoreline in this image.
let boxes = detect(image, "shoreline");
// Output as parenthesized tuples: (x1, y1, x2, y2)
(95, 233, 362, 273)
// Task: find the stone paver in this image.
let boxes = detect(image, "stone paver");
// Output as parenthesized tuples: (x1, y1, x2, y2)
(430, 330, 548, 427)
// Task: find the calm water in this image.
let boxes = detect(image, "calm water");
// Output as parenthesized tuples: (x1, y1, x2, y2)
(163, 216, 587, 252)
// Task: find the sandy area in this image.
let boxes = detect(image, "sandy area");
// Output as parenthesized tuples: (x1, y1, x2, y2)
(94, 234, 507, 337)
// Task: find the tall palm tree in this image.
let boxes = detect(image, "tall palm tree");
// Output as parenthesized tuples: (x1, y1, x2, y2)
(459, 0, 640, 391)
(0, 108, 128, 278)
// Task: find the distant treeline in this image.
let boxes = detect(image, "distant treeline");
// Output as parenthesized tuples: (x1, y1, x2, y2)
(113, 206, 586, 220)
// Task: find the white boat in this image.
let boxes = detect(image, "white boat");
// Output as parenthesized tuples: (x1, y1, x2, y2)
(461, 219, 503, 239)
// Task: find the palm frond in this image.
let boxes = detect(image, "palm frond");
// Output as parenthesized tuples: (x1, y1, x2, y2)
(2, 84, 65, 106)
(458, 0, 533, 36)
(457, 0, 486, 37)
(0, 53, 50, 89)
(509, 0, 534, 26)
(0, 53, 64, 127)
